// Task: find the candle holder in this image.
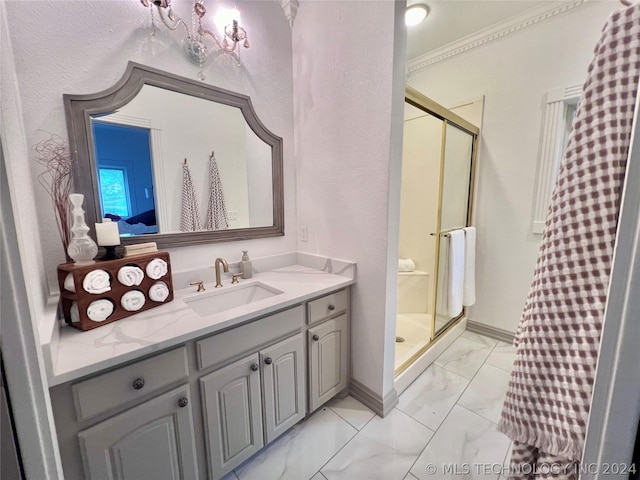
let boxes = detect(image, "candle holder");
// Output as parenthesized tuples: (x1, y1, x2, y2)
(67, 194, 98, 265)
(98, 246, 123, 261)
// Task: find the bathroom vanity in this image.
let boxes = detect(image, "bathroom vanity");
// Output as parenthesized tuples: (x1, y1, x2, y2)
(45, 63, 356, 479)
(47, 258, 354, 480)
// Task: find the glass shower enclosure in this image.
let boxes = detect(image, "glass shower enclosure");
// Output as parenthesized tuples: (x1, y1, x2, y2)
(395, 86, 479, 375)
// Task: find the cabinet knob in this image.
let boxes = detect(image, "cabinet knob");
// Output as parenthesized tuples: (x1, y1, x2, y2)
(178, 397, 189, 408)
(264, 357, 273, 365)
(132, 378, 145, 390)
(312, 334, 319, 341)
(250, 363, 259, 372)
(328, 304, 336, 311)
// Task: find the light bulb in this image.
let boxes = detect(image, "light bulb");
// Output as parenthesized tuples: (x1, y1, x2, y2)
(405, 4, 428, 26)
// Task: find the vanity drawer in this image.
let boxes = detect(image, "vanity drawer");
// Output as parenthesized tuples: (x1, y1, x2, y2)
(307, 289, 348, 325)
(196, 305, 303, 371)
(72, 346, 189, 423)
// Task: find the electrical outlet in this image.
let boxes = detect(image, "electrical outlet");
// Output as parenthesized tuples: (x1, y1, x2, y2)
(228, 211, 237, 221)
(300, 226, 308, 242)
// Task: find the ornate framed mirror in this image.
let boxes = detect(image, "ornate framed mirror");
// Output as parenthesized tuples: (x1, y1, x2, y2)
(64, 62, 284, 248)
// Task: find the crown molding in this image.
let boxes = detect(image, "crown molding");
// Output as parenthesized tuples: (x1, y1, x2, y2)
(408, 0, 586, 73)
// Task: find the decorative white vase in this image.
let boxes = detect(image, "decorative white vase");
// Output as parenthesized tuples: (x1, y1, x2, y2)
(66, 193, 98, 265)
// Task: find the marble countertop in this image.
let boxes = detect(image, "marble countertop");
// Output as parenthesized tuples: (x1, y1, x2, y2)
(49, 258, 355, 387)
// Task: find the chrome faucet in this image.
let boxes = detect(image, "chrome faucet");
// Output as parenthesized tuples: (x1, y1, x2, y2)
(214, 258, 229, 288)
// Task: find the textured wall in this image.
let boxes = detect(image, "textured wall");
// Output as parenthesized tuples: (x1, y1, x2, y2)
(408, 1, 619, 334)
(4, 0, 296, 296)
(293, 0, 406, 397)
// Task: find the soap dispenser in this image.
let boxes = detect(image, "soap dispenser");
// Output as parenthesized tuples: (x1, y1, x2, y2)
(241, 250, 252, 279)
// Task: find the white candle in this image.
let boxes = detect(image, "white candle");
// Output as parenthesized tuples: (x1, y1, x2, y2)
(95, 219, 120, 246)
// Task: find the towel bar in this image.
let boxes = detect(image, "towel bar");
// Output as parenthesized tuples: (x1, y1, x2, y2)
(430, 227, 468, 238)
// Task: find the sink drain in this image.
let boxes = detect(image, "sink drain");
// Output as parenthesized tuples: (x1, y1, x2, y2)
(396, 336, 405, 343)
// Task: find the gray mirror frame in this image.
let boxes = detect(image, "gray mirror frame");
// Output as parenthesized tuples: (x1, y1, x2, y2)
(64, 61, 284, 249)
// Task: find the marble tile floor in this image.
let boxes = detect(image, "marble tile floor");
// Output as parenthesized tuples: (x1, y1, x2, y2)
(225, 331, 517, 480)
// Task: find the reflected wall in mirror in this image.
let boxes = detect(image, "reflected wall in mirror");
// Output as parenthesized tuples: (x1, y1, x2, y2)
(65, 62, 283, 248)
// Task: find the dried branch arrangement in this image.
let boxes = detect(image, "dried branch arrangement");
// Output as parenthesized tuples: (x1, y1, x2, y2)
(33, 132, 73, 253)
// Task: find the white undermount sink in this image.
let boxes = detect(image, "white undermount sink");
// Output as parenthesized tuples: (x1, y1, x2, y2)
(183, 281, 284, 317)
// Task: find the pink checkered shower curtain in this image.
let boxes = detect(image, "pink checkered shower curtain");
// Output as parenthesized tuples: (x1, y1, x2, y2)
(498, 5, 640, 479)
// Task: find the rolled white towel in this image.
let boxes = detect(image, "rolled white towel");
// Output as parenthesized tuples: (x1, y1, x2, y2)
(117, 265, 144, 287)
(398, 258, 416, 272)
(83, 269, 111, 294)
(149, 282, 170, 302)
(64, 273, 76, 292)
(87, 299, 114, 322)
(146, 258, 168, 280)
(121, 290, 146, 312)
(70, 301, 80, 323)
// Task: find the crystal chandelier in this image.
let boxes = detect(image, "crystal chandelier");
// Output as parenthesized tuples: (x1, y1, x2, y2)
(140, 0, 250, 66)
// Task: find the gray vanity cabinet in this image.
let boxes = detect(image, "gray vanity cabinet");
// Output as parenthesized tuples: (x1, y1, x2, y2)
(261, 333, 306, 443)
(200, 333, 306, 478)
(200, 353, 264, 479)
(308, 314, 349, 412)
(77, 384, 198, 480)
(50, 289, 350, 480)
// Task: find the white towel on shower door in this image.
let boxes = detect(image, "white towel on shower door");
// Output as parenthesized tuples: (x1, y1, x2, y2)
(463, 227, 476, 306)
(447, 230, 465, 317)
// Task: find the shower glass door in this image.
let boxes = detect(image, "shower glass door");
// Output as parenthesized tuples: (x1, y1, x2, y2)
(433, 122, 476, 337)
(395, 103, 443, 371)
(395, 86, 479, 376)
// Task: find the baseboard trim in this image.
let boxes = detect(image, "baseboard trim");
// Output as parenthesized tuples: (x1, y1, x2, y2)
(349, 379, 398, 417)
(466, 320, 515, 344)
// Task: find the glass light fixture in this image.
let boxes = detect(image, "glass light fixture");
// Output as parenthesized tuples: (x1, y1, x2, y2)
(140, 0, 250, 66)
(405, 4, 429, 27)
(213, 7, 241, 37)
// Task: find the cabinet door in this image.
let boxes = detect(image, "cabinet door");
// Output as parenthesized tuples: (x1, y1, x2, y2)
(78, 385, 198, 480)
(308, 314, 349, 412)
(200, 353, 263, 479)
(261, 334, 306, 444)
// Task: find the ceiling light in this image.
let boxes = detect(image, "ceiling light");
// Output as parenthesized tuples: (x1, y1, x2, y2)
(405, 4, 428, 27)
